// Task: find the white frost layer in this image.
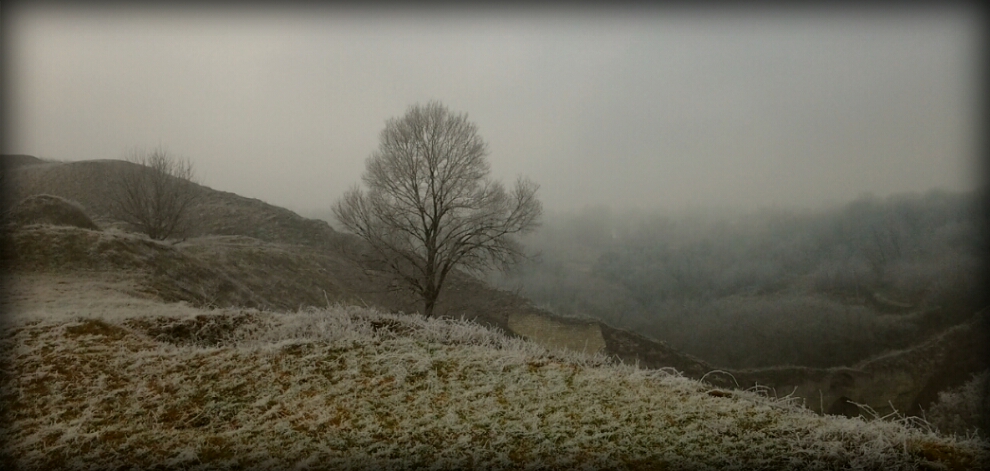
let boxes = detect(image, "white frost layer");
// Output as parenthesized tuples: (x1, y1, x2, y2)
(2, 299, 987, 470)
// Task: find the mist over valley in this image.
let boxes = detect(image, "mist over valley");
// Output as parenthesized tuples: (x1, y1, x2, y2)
(3, 4, 988, 469)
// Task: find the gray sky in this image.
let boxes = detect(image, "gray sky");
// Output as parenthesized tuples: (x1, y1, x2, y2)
(3, 5, 984, 217)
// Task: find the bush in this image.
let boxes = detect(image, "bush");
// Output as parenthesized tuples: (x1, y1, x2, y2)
(926, 370, 990, 438)
(106, 147, 199, 240)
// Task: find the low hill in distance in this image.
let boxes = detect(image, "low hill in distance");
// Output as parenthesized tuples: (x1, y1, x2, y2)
(1, 156, 339, 248)
(4, 194, 100, 230)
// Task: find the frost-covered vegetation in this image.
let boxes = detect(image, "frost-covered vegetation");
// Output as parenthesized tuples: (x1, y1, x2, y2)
(496, 190, 987, 369)
(926, 371, 990, 440)
(2, 300, 987, 470)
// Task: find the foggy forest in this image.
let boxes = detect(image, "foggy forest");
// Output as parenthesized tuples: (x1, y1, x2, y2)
(492, 190, 987, 369)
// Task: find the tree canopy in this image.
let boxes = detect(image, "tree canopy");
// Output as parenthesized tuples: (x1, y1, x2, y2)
(334, 101, 542, 317)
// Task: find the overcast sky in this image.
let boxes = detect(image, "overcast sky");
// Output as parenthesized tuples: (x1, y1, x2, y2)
(3, 5, 984, 217)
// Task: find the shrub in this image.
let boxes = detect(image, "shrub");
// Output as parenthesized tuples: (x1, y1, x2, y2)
(106, 147, 199, 240)
(926, 370, 990, 438)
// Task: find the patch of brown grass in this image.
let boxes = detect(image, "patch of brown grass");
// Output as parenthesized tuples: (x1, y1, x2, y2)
(907, 439, 980, 471)
(65, 319, 129, 340)
(124, 312, 266, 348)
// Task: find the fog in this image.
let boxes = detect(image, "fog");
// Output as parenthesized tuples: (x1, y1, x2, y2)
(2, 4, 984, 217)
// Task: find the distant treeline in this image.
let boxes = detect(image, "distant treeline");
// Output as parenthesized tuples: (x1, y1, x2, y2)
(494, 190, 988, 369)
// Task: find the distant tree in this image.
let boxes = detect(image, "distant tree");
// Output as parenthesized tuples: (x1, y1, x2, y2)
(106, 147, 199, 240)
(334, 101, 542, 317)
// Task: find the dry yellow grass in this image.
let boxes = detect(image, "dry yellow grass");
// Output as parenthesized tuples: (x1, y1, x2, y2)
(2, 275, 987, 470)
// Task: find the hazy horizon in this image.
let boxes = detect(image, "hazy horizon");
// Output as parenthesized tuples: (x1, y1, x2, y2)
(3, 4, 984, 218)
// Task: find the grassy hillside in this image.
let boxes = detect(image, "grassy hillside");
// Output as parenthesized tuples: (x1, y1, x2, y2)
(2, 275, 988, 470)
(1, 156, 341, 247)
(3, 155, 987, 443)
(0, 155, 536, 326)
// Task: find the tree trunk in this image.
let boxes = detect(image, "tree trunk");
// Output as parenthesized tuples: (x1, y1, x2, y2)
(423, 275, 440, 318)
(423, 294, 437, 318)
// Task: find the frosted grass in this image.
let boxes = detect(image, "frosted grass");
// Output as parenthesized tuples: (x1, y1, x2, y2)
(2, 304, 987, 470)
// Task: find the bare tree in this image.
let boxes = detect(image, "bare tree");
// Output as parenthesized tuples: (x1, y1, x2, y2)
(106, 147, 200, 240)
(334, 101, 542, 318)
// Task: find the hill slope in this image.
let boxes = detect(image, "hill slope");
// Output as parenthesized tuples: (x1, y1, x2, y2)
(2, 155, 986, 420)
(1, 156, 340, 247)
(1, 155, 710, 362)
(2, 274, 987, 470)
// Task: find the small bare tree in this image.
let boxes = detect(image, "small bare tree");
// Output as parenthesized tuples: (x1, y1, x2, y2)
(334, 101, 542, 318)
(106, 147, 200, 240)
